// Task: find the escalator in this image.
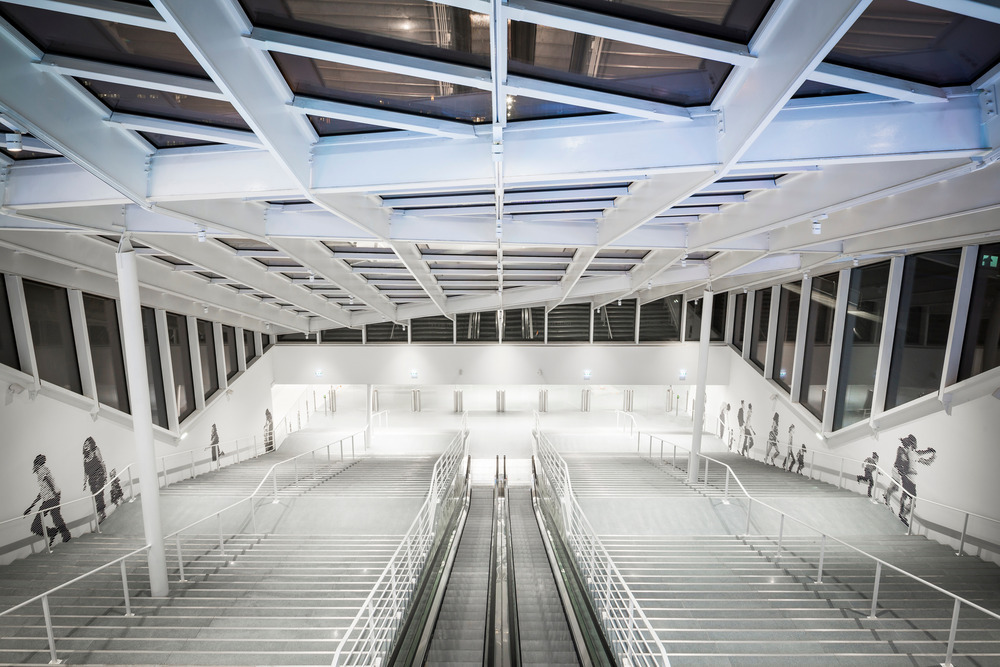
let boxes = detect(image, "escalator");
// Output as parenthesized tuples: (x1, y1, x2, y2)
(508, 487, 579, 666)
(392, 461, 614, 667)
(425, 486, 495, 665)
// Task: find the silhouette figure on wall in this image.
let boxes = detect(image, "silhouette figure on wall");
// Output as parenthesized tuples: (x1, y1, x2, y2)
(82, 436, 107, 523)
(795, 443, 807, 474)
(740, 403, 754, 456)
(884, 434, 936, 526)
(782, 425, 796, 471)
(857, 452, 879, 498)
(264, 409, 274, 453)
(108, 468, 125, 507)
(24, 454, 71, 547)
(209, 423, 224, 462)
(735, 401, 745, 452)
(718, 402, 729, 439)
(765, 412, 780, 465)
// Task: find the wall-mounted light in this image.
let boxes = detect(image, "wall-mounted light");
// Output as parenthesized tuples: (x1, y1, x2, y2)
(410, 369, 419, 379)
(308, 270, 315, 283)
(4, 133, 22, 152)
(617, 299, 622, 306)
(197, 229, 206, 242)
(811, 219, 822, 235)
(678, 369, 687, 381)
(681, 256, 687, 268)
(180, 432, 189, 441)
(314, 368, 323, 377)
(202, 304, 209, 314)
(583, 369, 592, 381)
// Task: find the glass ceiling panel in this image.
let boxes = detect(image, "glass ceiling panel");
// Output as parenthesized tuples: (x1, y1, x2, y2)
(827, 0, 1000, 87)
(0, 145, 52, 161)
(239, 0, 490, 68)
(792, 80, 861, 99)
(308, 115, 398, 137)
(78, 79, 251, 131)
(139, 132, 216, 149)
(505, 95, 603, 122)
(273, 52, 492, 123)
(543, 0, 773, 44)
(0, 4, 205, 78)
(509, 21, 731, 106)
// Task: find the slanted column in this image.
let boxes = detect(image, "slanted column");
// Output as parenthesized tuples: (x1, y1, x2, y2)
(687, 289, 714, 484)
(116, 237, 169, 597)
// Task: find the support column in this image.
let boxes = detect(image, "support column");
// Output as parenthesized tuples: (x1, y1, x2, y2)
(688, 289, 714, 484)
(364, 384, 373, 450)
(116, 237, 169, 597)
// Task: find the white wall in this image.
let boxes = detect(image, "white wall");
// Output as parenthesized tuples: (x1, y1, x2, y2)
(0, 352, 276, 563)
(718, 347, 1000, 562)
(271, 343, 732, 387)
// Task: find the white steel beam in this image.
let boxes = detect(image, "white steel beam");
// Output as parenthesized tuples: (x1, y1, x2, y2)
(0, 22, 152, 206)
(505, 75, 692, 123)
(291, 96, 476, 139)
(37, 54, 227, 100)
(248, 27, 492, 91)
(810, 62, 948, 104)
(109, 113, 264, 149)
(906, 0, 1000, 23)
(0, 0, 169, 31)
(503, 0, 755, 67)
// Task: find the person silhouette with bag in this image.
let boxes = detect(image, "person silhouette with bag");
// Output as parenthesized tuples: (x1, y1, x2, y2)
(24, 454, 71, 547)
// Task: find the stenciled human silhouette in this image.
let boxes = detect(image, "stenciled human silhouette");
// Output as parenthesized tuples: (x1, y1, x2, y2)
(264, 409, 275, 453)
(82, 436, 107, 523)
(24, 454, 71, 547)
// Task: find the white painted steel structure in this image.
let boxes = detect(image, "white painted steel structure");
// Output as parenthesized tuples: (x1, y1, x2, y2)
(0, 0, 996, 335)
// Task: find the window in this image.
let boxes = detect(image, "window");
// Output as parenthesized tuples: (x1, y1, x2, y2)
(166, 313, 195, 421)
(685, 298, 703, 341)
(367, 321, 408, 342)
(0, 276, 20, 371)
(503, 308, 545, 343)
(959, 243, 1000, 381)
(83, 294, 129, 414)
(263, 333, 274, 350)
(197, 319, 219, 400)
(222, 325, 238, 380)
(732, 292, 747, 352)
(456, 311, 499, 342)
(748, 287, 772, 370)
(710, 293, 726, 342)
(23, 280, 82, 394)
(593, 300, 636, 343)
(885, 249, 961, 410)
(321, 327, 363, 342)
(244, 329, 257, 363)
(798, 273, 839, 419)
(142, 307, 168, 429)
(772, 283, 801, 393)
(638, 296, 682, 342)
(411, 316, 455, 343)
(834, 262, 891, 430)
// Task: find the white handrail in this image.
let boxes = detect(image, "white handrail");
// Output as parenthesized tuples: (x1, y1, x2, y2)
(332, 414, 470, 666)
(534, 427, 670, 667)
(615, 409, 639, 436)
(644, 434, 1000, 666)
(699, 429, 1000, 554)
(0, 542, 151, 663)
(372, 409, 389, 428)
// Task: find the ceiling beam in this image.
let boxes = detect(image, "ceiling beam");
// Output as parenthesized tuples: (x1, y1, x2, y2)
(0, 0, 169, 31)
(291, 95, 476, 139)
(37, 54, 226, 100)
(809, 62, 948, 104)
(906, 0, 1000, 24)
(0, 20, 152, 206)
(109, 112, 264, 148)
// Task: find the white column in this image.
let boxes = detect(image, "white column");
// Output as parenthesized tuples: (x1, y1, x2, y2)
(115, 238, 168, 598)
(688, 289, 714, 484)
(365, 383, 373, 450)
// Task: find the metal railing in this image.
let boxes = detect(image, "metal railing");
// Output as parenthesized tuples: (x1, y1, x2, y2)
(1, 429, 366, 661)
(372, 409, 389, 429)
(0, 464, 139, 555)
(533, 416, 670, 667)
(646, 436, 1000, 667)
(0, 543, 151, 664)
(614, 409, 639, 438)
(332, 413, 470, 666)
(659, 426, 1000, 559)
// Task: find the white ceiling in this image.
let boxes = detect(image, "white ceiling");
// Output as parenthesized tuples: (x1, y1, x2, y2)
(0, 0, 998, 333)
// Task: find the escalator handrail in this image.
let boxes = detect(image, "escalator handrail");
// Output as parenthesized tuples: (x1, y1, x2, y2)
(503, 476, 522, 667)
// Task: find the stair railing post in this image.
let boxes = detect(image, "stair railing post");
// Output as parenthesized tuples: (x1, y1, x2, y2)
(351, 433, 355, 458)
(235, 440, 240, 464)
(327, 443, 331, 463)
(672, 443, 676, 467)
(838, 458, 844, 489)
(252, 435, 258, 458)
(272, 474, 278, 503)
(249, 496, 257, 534)
(190, 450, 195, 481)
(745, 499, 753, 537)
(175, 535, 187, 582)
(868, 562, 882, 619)
(957, 513, 970, 556)
(723, 469, 730, 502)
(907, 495, 915, 535)
(817, 534, 826, 583)
(340, 441, 344, 461)
(128, 469, 135, 501)
(120, 559, 134, 617)
(775, 514, 785, 563)
(809, 450, 816, 479)
(944, 597, 961, 667)
(92, 493, 101, 534)
(294, 457, 298, 485)
(703, 457, 709, 486)
(217, 512, 226, 560)
(40, 595, 61, 665)
(659, 439, 663, 462)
